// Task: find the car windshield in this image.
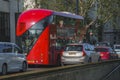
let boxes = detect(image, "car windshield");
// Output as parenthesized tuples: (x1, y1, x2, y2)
(65, 45, 83, 51)
(95, 48, 108, 52)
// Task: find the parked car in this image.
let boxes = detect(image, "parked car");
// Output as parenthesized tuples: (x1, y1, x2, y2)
(94, 46, 118, 61)
(113, 44, 120, 58)
(61, 43, 95, 65)
(0, 42, 27, 75)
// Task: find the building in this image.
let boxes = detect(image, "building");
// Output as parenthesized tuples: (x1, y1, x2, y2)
(0, 0, 23, 43)
(103, 27, 120, 45)
(103, 17, 120, 45)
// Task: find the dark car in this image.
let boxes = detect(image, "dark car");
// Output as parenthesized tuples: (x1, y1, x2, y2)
(95, 46, 118, 61)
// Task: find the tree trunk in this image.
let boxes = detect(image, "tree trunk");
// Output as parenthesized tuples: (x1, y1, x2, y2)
(79, 19, 97, 42)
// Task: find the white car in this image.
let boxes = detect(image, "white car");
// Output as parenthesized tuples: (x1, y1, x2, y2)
(114, 44, 120, 58)
(0, 42, 27, 75)
(61, 43, 95, 65)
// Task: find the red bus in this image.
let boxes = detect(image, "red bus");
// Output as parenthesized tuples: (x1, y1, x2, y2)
(16, 9, 84, 65)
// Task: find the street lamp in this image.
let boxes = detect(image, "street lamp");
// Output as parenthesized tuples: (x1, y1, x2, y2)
(17, 0, 19, 13)
(76, 0, 79, 14)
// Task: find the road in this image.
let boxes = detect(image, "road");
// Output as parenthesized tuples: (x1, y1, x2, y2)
(0, 65, 58, 76)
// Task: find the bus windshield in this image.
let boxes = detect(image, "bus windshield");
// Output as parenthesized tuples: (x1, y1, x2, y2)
(20, 16, 53, 53)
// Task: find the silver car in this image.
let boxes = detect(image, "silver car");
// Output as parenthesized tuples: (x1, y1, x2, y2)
(61, 43, 95, 65)
(114, 44, 120, 58)
(0, 42, 27, 75)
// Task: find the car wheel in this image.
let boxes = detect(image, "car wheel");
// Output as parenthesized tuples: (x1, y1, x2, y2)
(21, 62, 27, 72)
(114, 55, 118, 59)
(110, 55, 113, 59)
(61, 62, 64, 66)
(2, 64, 7, 75)
(88, 57, 91, 63)
(98, 57, 102, 62)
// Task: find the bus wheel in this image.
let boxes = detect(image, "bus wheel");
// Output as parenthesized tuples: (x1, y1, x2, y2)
(2, 64, 7, 75)
(57, 55, 61, 66)
(88, 57, 91, 63)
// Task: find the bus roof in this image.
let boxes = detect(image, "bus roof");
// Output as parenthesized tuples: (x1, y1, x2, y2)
(21, 9, 84, 20)
(53, 11, 84, 20)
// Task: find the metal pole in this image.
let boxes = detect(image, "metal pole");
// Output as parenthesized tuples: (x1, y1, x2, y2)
(76, 0, 79, 14)
(17, 0, 19, 13)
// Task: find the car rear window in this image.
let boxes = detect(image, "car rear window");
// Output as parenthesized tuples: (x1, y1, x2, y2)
(65, 45, 83, 51)
(95, 48, 108, 52)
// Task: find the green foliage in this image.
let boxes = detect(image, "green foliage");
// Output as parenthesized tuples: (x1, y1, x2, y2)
(97, 0, 120, 23)
(25, 0, 119, 26)
(40, 0, 76, 13)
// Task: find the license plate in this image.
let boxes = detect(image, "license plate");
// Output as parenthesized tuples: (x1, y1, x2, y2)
(69, 52, 76, 55)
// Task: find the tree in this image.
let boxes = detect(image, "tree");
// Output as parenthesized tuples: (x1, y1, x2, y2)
(24, 0, 119, 25)
(24, 0, 41, 10)
(78, 0, 119, 42)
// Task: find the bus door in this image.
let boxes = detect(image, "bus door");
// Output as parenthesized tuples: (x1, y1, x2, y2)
(49, 24, 57, 64)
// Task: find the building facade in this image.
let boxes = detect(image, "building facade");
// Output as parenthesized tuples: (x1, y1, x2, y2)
(103, 17, 120, 45)
(103, 28, 120, 45)
(0, 0, 23, 43)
